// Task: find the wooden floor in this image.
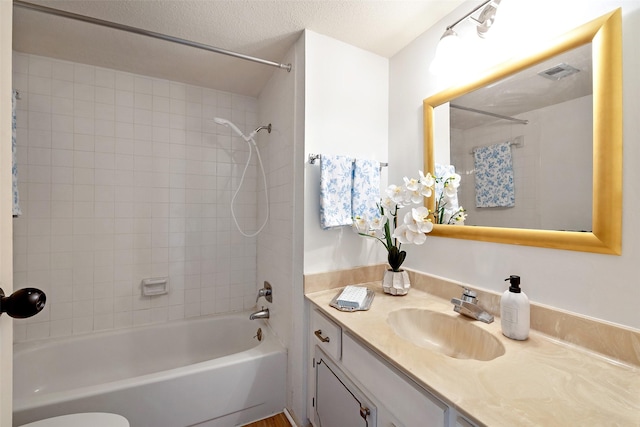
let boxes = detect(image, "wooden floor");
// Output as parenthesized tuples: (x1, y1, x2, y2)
(244, 412, 290, 427)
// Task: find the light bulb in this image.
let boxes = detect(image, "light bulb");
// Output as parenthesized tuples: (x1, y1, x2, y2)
(429, 29, 463, 75)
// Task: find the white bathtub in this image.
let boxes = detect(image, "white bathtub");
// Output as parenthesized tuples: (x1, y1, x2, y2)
(13, 313, 287, 427)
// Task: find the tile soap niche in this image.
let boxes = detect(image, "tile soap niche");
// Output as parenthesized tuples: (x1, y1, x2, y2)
(141, 277, 169, 296)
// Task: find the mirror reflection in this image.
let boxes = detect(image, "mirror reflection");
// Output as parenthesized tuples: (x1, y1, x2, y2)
(423, 9, 622, 254)
(441, 43, 593, 231)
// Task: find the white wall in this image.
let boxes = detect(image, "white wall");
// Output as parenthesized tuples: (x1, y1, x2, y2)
(12, 53, 261, 341)
(256, 33, 306, 423)
(303, 31, 389, 274)
(390, 0, 640, 329)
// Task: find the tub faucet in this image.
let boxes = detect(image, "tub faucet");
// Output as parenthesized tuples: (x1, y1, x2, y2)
(451, 288, 494, 323)
(250, 307, 270, 320)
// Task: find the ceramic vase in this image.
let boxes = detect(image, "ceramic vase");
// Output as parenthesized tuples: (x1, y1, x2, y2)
(382, 269, 410, 296)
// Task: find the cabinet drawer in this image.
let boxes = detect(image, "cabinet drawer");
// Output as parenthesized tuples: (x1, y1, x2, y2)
(342, 332, 448, 427)
(311, 308, 342, 360)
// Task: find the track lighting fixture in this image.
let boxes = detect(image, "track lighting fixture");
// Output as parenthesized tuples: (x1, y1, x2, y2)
(430, 0, 502, 74)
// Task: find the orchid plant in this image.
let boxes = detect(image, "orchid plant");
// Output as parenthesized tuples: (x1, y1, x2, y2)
(353, 171, 466, 272)
(434, 174, 467, 226)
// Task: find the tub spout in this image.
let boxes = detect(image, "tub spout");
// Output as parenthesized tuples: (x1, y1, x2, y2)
(250, 307, 269, 320)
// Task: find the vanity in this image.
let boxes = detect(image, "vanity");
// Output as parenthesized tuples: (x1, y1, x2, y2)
(304, 8, 636, 426)
(304, 267, 640, 427)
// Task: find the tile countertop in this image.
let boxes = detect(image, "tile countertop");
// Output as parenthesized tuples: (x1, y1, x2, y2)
(306, 285, 640, 427)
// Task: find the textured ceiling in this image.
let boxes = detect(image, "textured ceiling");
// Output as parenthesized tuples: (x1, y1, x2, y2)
(451, 43, 592, 129)
(13, 0, 465, 97)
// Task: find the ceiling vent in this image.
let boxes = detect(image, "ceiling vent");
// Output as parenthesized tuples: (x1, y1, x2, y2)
(538, 63, 581, 81)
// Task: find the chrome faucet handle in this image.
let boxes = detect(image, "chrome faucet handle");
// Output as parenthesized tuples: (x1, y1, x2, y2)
(452, 288, 494, 324)
(461, 288, 477, 303)
(256, 281, 273, 303)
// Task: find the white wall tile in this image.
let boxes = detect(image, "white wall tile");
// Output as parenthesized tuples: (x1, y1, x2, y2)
(74, 64, 95, 85)
(52, 80, 73, 99)
(95, 68, 115, 89)
(13, 53, 259, 343)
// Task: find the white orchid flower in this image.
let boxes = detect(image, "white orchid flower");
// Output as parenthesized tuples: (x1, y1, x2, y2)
(391, 224, 411, 244)
(448, 173, 461, 188)
(418, 171, 435, 197)
(406, 189, 423, 204)
(411, 207, 433, 232)
(403, 176, 420, 192)
(352, 216, 369, 234)
(443, 173, 461, 199)
(380, 196, 398, 218)
(386, 185, 406, 205)
(419, 170, 435, 187)
(404, 208, 433, 234)
(369, 216, 387, 230)
(410, 229, 427, 245)
(420, 184, 433, 198)
(443, 179, 459, 198)
(393, 223, 427, 245)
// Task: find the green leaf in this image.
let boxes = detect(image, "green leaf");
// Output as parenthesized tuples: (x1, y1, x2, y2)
(387, 246, 406, 272)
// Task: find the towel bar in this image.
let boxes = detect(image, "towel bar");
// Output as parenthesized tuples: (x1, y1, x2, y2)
(308, 153, 388, 167)
(469, 136, 524, 155)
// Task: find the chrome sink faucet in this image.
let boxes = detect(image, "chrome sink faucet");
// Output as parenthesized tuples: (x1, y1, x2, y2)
(451, 288, 494, 323)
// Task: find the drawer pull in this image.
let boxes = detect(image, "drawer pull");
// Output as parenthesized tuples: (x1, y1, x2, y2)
(314, 329, 330, 343)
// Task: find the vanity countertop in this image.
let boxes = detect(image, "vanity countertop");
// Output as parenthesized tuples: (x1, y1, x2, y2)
(306, 285, 640, 426)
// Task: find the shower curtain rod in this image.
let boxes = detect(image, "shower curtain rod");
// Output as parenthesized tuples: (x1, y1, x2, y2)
(450, 104, 528, 125)
(13, 0, 292, 72)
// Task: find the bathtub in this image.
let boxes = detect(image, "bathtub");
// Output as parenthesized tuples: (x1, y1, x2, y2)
(13, 313, 287, 427)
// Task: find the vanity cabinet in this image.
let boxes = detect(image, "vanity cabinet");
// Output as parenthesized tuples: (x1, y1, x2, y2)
(342, 332, 448, 426)
(308, 307, 478, 427)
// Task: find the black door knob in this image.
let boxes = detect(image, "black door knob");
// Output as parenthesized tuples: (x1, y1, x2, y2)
(0, 287, 46, 318)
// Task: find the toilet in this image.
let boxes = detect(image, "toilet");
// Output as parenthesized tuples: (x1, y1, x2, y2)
(19, 413, 129, 427)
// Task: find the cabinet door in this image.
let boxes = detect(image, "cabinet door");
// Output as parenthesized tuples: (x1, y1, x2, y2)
(315, 350, 376, 427)
(342, 332, 448, 427)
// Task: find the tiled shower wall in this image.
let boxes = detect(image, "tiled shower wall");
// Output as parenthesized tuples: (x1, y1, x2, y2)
(12, 52, 260, 342)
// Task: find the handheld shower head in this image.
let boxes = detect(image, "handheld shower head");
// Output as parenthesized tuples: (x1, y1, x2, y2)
(213, 117, 246, 140)
(212, 117, 271, 237)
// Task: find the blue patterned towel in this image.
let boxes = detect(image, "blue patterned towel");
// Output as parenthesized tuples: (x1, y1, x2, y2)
(474, 142, 515, 208)
(320, 154, 354, 229)
(352, 159, 381, 221)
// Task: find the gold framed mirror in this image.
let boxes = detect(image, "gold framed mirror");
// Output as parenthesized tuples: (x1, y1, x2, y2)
(423, 9, 622, 255)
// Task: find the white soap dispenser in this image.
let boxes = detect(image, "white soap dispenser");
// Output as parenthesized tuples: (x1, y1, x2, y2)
(500, 275, 530, 340)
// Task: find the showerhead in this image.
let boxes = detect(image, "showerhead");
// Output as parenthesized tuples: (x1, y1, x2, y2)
(214, 117, 271, 146)
(213, 117, 246, 139)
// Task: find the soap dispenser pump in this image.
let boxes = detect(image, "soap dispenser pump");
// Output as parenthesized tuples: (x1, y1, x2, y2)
(500, 275, 530, 340)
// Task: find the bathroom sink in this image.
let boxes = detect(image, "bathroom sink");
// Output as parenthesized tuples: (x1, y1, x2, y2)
(387, 308, 505, 361)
